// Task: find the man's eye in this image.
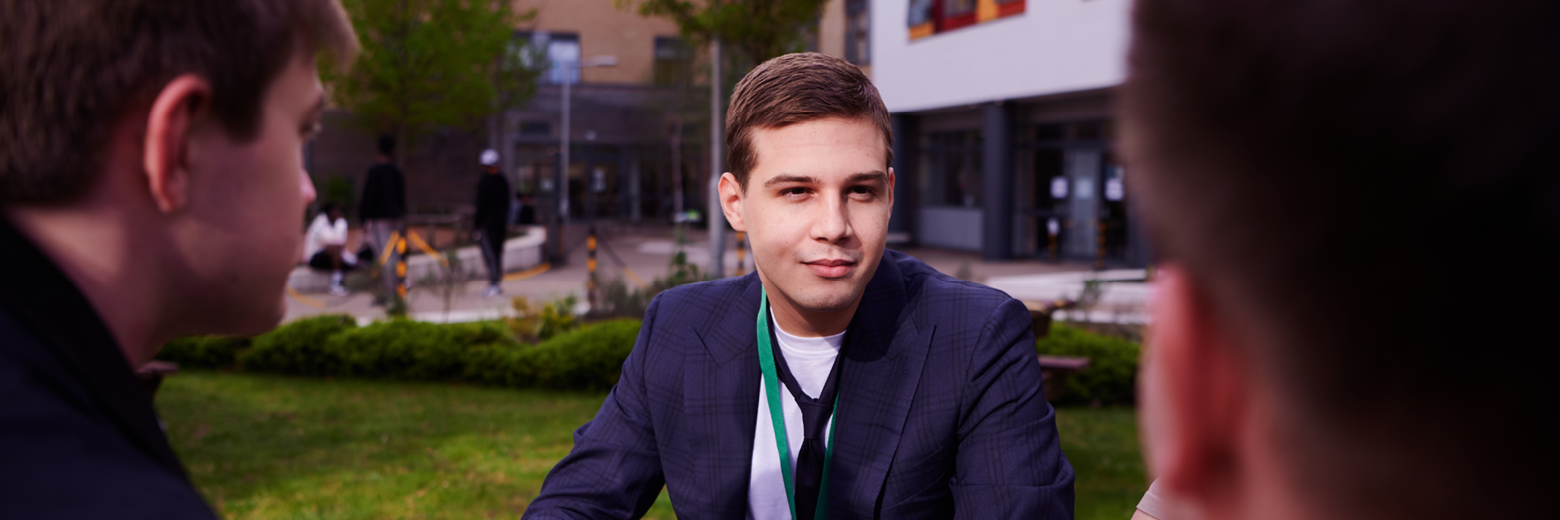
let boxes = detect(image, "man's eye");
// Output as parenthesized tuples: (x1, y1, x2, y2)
(782, 187, 809, 196)
(849, 186, 876, 196)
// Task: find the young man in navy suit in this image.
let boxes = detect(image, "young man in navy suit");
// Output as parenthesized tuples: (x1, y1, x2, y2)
(525, 53, 1074, 519)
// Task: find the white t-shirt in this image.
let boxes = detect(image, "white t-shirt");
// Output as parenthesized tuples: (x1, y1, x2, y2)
(748, 309, 844, 520)
(303, 214, 351, 263)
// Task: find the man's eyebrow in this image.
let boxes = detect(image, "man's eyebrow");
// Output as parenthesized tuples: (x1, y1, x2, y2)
(763, 174, 821, 189)
(845, 171, 888, 185)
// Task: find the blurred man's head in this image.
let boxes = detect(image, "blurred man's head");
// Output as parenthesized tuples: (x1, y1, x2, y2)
(1123, 0, 1558, 519)
(717, 53, 893, 336)
(321, 202, 343, 222)
(0, 0, 357, 363)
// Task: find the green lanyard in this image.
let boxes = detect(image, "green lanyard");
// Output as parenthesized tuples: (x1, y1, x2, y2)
(757, 287, 838, 520)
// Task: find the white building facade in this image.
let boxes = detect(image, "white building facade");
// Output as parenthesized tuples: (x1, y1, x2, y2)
(871, 0, 1150, 266)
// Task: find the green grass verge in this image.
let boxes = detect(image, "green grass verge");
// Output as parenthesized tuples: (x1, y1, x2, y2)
(157, 372, 1144, 519)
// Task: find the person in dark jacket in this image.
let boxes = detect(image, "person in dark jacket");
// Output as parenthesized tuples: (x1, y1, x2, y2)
(474, 149, 511, 296)
(359, 135, 408, 304)
(0, 1, 357, 517)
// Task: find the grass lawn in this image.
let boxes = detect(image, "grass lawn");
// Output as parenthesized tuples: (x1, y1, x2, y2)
(157, 372, 1145, 520)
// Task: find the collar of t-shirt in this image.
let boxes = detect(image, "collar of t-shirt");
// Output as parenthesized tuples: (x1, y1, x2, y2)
(769, 308, 845, 398)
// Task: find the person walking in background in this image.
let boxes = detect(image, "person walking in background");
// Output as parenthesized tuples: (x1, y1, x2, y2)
(359, 135, 407, 305)
(474, 149, 510, 297)
(0, 0, 357, 516)
(304, 202, 356, 296)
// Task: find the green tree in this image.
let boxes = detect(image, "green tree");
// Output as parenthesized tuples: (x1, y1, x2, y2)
(625, 0, 830, 68)
(329, 0, 539, 164)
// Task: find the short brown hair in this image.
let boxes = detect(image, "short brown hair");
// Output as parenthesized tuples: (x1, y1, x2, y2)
(0, 0, 358, 204)
(1125, 0, 1557, 518)
(726, 53, 892, 189)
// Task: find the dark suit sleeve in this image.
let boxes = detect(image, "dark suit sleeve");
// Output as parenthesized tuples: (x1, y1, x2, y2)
(951, 298, 1076, 519)
(523, 295, 668, 519)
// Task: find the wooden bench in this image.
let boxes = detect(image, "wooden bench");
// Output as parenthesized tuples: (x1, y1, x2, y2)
(1024, 299, 1090, 402)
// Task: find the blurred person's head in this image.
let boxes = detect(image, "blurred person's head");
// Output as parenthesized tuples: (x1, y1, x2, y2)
(1123, 1, 1558, 519)
(320, 202, 342, 222)
(0, 0, 357, 365)
(378, 134, 396, 158)
(717, 52, 893, 336)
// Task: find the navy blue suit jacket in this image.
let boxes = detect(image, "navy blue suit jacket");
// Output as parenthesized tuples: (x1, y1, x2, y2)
(525, 250, 1075, 519)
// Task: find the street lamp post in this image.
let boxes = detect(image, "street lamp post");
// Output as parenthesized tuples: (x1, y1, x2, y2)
(549, 55, 617, 265)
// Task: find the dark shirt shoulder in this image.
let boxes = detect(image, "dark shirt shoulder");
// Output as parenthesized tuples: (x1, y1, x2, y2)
(0, 311, 219, 519)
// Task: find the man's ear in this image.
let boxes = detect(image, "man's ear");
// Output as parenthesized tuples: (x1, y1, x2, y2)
(885, 166, 896, 207)
(1140, 264, 1249, 512)
(719, 172, 748, 232)
(143, 74, 213, 214)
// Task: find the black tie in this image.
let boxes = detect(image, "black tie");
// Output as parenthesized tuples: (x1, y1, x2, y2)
(768, 313, 844, 520)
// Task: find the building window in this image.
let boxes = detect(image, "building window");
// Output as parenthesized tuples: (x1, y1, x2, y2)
(845, 0, 870, 65)
(653, 36, 690, 86)
(521, 32, 580, 85)
(920, 130, 983, 208)
(518, 120, 551, 137)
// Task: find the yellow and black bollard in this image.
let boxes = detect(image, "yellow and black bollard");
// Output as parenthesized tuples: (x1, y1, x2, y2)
(586, 226, 598, 295)
(396, 234, 409, 300)
(735, 231, 747, 276)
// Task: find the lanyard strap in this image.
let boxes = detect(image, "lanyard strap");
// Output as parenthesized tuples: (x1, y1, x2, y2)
(757, 288, 838, 520)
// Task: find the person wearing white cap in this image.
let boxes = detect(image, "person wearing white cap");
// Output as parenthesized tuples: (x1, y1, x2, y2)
(473, 148, 510, 296)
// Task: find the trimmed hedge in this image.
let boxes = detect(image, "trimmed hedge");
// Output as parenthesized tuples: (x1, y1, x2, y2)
(238, 314, 357, 376)
(156, 314, 642, 392)
(525, 319, 642, 391)
(157, 335, 249, 369)
(1036, 323, 1141, 406)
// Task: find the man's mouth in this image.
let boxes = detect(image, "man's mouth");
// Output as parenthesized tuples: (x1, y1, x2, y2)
(803, 258, 857, 279)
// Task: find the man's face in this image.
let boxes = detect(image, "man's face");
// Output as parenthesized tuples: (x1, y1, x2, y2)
(727, 117, 893, 317)
(176, 52, 322, 334)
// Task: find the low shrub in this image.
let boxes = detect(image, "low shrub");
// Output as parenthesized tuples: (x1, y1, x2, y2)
(507, 296, 579, 343)
(328, 319, 519, 380)
(238, 314, 357, 376)
(156, 335, 249, 369)
(161, 313, 643, 393)
(1036, 323, 1141, 406)
(524, 319, 642, 391)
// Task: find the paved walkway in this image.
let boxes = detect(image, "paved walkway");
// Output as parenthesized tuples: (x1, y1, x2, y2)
(283, 223, 1152, 324)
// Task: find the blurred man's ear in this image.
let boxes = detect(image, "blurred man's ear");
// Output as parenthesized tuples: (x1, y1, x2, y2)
(1141, 264, 1252, 518)
(142, 74, 212, 214)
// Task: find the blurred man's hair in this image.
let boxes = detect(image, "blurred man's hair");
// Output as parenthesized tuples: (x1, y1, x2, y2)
(725, 52, 892, 190)
(378, 135, 397, 155)
(1123, 0, 1557, 517)
(0, 0, 357, 205)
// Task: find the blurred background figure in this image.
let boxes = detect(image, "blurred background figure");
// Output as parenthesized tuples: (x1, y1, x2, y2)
(474, 148, 510, 296)
(1122, 0, 1560, 519)
(359, 135, 407, 305)
(303, 202, 357, 296)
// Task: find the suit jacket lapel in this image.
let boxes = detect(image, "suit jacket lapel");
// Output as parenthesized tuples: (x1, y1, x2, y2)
(830, 258, 934, 519)
(688, 275, 763, 517)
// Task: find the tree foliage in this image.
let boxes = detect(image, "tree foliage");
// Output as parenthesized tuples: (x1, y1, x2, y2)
(625, 0, 830, 67)
(329, 0, 539, 151)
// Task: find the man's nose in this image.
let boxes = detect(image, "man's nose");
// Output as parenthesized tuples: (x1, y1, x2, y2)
(300, 168, 317, 205)
(811, 195, 853, 244)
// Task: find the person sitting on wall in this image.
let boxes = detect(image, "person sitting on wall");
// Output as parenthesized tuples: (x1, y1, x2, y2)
(304, 202, 357, 296)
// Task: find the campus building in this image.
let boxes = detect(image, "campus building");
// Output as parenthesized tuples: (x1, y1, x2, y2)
(873, 0, 1151, 265)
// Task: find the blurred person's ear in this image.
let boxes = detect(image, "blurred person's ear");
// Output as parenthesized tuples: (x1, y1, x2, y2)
(1140, 264, 1255, 519)
(142, 74, 212, 213)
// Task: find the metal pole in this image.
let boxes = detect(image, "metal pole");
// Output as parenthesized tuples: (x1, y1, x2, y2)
(708, 38, 726, 278)
(556, 62, 573, 265)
